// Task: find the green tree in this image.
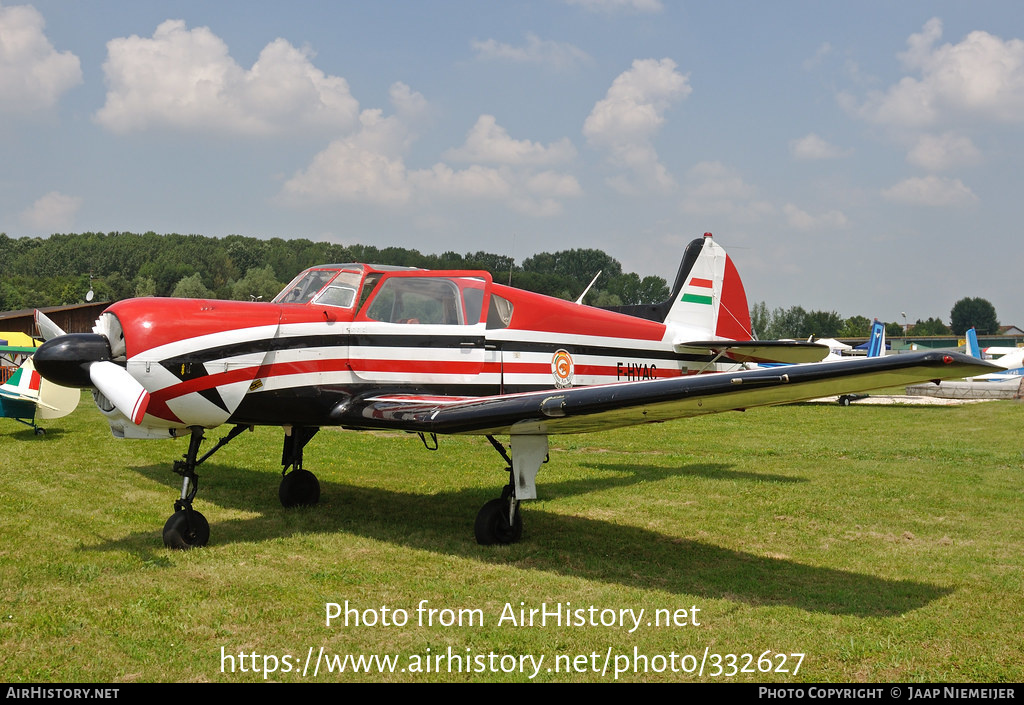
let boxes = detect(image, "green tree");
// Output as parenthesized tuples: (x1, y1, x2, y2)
(803, 310, 844, 338)
(908, 317, 952, 336)
(232, 266, 283, 301)
(950, 297, 998, 335)
(172, 273, 213, 299)
(750, 301, 770, 339)
(885, 321, 904, 338)
(134, 276, 157, 298)
(839, 315, 872, 338)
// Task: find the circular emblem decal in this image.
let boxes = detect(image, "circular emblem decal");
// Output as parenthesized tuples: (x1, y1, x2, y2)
(551, 349, 574, 388)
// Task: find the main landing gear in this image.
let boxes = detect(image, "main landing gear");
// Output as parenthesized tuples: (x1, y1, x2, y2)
(473, 435, 547, 546)
(161, 424, 322, 549)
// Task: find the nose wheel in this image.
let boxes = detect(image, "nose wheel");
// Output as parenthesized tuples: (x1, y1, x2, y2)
(163, 509, 210, 549)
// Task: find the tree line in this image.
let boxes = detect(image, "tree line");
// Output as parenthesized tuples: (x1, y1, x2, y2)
(751, 298, 1000, 339)
(1, 231, 999, 337)
(0, 231, 668, 311)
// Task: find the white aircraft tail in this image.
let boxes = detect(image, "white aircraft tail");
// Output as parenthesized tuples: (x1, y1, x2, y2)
(0, 358, 80, 419)
(662, 233, 753, 341)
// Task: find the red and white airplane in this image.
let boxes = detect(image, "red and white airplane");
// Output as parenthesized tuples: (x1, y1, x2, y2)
(32, 233, 994, 548)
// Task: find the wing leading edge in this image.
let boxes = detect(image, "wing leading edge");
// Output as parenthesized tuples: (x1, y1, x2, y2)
(334, 351, 997, 436)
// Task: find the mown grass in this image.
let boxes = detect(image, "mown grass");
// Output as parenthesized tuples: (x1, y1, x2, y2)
(1, 395, 1021, 682)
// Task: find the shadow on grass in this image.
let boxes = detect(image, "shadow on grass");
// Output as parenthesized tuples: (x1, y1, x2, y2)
(1, 425, 67, 440)
(587, 462, 804, 485)
(87, 460, 949, 617)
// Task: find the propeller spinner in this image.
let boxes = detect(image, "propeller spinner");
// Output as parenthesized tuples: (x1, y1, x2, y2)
(33, 332, 150, 425)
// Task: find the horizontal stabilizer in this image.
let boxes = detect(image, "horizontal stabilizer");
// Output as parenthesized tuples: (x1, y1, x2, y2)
(674, 339, 830, 364)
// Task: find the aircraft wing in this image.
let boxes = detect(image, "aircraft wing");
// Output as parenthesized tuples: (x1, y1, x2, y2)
(674, 339, 829, 364)
(335, 351, 996, 436)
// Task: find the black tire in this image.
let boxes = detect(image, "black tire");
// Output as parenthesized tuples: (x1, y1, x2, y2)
(279, 469, 321, 508)
(34, 427, 45, 436)
(838, 396, 851, 407)
(163, 509, 210, 549)
(474, 498, 522, 545)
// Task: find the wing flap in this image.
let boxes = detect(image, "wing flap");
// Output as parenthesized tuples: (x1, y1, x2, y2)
(335, 351, 996, 436)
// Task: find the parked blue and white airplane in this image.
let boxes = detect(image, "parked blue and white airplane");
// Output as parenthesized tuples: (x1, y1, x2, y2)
(964, 328, 1024, 380)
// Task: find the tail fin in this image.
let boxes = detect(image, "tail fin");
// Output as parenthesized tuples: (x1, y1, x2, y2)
(866, 319, 886, 358)
(965, 327, 981, 359)
(0, 357, 42, 403)
(599, 233, 752, 340)
(0, 358, 79, 418)
(662, 233, 752, 341)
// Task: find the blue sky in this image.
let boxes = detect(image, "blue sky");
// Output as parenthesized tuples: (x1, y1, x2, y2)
(3, 1, 1023, 327)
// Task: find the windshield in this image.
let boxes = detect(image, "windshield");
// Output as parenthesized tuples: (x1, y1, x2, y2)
(273, 269, 363, 306)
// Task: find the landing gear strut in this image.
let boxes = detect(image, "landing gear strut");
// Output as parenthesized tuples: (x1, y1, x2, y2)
(474, 435, 547, 545)
(162, 424, 248, 549)
(279, 426, 321, 507)
(159, 424, 323, 549)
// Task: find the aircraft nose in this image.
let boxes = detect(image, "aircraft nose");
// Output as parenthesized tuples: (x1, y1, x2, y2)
(34, 333, 112, 388)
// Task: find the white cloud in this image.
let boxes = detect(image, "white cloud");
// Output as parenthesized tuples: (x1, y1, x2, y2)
(881, 176, 978, 207)
(790, 133, 851, 160)
(471, 33, 591, 70)
(20, 191, 83, 230)
(279, 91, 417, 206)
(565, 0, 663, 12)
(282, 99, 581, 215)
(680, 161, 774, 221)
(906, 132, 981, 171)
(853, 18, 1024, 127)
(0, 4, 81, 113)
(583, 58, 691, 191)
(783, 203, 849, 230)
(95, 20, 359, 135)
(444, 115, 577, 165)
(525, 170, 584, 198)
(802, 42, 833, 71)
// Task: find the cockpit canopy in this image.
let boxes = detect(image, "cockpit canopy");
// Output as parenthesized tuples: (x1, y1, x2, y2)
(272, 264, 513, 328)
(274, 268, 363, 307)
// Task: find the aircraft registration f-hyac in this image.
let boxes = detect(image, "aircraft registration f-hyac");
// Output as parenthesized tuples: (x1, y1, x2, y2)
(32, 233, 995, 549)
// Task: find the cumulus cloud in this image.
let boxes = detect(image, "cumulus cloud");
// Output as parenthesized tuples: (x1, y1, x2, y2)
(783, 203, 849, 230)
(679, 161, 774, 221)
(906, 132, 981, 170)
(802, 42, 833, 71)
(95, 20, 359, 135)
(565, 0, 663, 12)
(20, 191, 83, 231)
(790, 133, 851, 160)
(281, 96, 581, 216)
(471, 33, 591, 70)
(0, 4, 81, 113)
(881, 175, 978, 207)
(851, 18, 1024, 127)
(444, 115, 577, 165)
(583, 58, 691, 191)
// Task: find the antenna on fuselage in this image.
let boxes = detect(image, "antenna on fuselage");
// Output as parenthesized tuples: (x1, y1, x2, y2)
(574, 271, 602, 305)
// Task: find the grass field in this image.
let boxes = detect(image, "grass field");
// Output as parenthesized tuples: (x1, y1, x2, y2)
(1, 394, 1021, 682)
